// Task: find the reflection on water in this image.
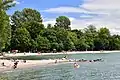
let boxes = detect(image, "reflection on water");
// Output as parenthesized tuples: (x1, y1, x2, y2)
(1, 53, 120, 80)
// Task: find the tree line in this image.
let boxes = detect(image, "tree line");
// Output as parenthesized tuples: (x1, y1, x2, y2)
(1, 0, 120, 53)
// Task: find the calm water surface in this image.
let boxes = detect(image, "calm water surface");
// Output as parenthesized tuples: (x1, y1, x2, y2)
(1, 53, 120, 80)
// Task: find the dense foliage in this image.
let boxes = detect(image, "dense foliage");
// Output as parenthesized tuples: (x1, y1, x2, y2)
(0, 0, 15, 52)
(0, 1, 120, 52)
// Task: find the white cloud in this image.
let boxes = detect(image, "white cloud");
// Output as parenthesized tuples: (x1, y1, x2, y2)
(44, 7, 92, 14)
(43, 0, 120, 34)
(81, 0, 120, 34)
(43, 17, 75, 27)
(43, 17, 120, 34)
(79, 14, 94, 18)
(13, 0, 20, 4)
(43, 18, 56, 27)
(82, 0, 120, 10)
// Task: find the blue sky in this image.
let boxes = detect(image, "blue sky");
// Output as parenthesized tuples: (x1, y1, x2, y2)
(7, 0, 85, 18)
(7, 0, 120, 34)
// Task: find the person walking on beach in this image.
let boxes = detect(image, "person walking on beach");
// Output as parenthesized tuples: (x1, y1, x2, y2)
(13, 61, 19, 69)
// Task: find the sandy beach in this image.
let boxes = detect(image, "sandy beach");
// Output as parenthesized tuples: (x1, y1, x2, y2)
(3, 50, 120, 57)
(0, 50, 120, 72)
(0, 59, 69, 72)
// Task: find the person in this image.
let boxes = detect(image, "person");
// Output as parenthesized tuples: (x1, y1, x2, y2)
(1, 62, 5, 66)
(64, 56, 67, 59)
(24, 52, 26, 55)
(74, 63, 80, 68)
(55, 60, 57, 64)
(23, 60, 26, 63)
(13, 61, 18, 69)
(89, 60, 92, 62)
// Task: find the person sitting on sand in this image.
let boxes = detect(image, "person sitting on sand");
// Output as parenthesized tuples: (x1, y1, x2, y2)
(64, 56, 67, 59)
(55, 60, 57, 64)
(1, 62, 5, 66)
(23, 60, 26, 63)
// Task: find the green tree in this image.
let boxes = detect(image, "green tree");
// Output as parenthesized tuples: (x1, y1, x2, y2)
(0, 0, 15, 10)
(11, 8, 42, 27)
(56, 29, 74, 51)
(0, 11, 10, 51)
(24, 22, 44, 39)
(36, 35, 50, 52)
(0, 0, 15, 51)
(109, 35, 120, 50)
(55, 16, 71, 30)
(11, 8, 44, 51)
(42, 29, 57, 42)
(42, 28, 60, 51)
(98, 28, 110, 50)
(47, 24, 52, 29)
(83, 25, 97, 50)
(71, 29, 84, 39)
(75, 38, 89, 51)
(15, 27, 31, 52)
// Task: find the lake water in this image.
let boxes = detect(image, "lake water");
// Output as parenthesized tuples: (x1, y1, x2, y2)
(1, 52, 120, 80)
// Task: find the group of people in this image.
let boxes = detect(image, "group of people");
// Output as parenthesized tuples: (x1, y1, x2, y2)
(1, 59, 26, 69)
(1, 61, 18, 69)
(69, 58, 103, 63)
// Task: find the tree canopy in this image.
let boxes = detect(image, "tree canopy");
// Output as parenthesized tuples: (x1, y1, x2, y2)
(0, 0, 15, 51)
(1, 6, 120, 52)
(55, 16, 71, 30)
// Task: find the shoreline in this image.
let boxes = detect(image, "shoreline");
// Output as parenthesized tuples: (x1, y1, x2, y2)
(0, 59, 69, 72)
(4, 50, 120, 57)
(0, 50, 119, 72)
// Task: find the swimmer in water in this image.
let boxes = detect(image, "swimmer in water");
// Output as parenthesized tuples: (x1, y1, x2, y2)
(74, 63, 80, 68)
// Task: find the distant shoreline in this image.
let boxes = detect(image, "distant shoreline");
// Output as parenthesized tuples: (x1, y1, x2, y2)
(4, 50, 120, 57)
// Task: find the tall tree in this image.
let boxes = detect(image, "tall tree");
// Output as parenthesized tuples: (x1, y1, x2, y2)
(56, 29, 74, 51)
(0, 0, 15, 10)
(15, 27, 31, 52)
(71, 29, 84, 39)
(11, 8, 42, 27)
(24, 22, 44, 39)
(47, 24, 52, 29)
(36, 35, 50, 52)
(83, 25, 97, 50)
(11, 8, 44, 51)
(0, 0, 15, 51)
(109, 35, 120, 50)
(55, 16, 71, 30)
(98, 28, 110, 50)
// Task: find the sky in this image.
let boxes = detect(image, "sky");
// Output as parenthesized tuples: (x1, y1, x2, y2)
(7, 0, 120, 34)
